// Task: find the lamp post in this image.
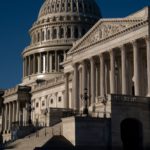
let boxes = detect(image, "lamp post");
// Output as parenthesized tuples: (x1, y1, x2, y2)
(81, 88, 89, 116)
(44, 108, 48, 136)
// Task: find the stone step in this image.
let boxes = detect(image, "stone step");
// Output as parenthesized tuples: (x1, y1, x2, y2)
(5, 123, 62, 150)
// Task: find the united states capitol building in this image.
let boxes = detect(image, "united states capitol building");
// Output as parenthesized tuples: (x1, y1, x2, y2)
(1, 0, 150, 149)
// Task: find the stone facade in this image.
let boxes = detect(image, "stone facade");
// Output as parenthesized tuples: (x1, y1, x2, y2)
(1, 0, 150, 149)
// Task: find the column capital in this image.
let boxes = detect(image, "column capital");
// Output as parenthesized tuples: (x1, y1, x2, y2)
(131, 39, 138, 47)
(89, 56, 94, 60)
(109, 49, 115, 56)
(99, 53, 104, 58)
(144, 35, 150, 42)
(72, 63, 79, 69)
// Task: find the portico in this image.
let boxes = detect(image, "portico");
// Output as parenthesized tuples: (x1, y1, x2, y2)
(64, 14, 149, 114)
(2, 86, 31, 142)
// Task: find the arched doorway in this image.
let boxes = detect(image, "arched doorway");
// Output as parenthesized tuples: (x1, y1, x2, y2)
(121, 118, 143, 150)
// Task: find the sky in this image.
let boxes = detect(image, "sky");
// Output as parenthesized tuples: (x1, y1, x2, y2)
(0, 0, 149, 89)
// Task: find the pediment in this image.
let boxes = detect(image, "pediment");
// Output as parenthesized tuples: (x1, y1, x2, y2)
(68, 18, 145, 55)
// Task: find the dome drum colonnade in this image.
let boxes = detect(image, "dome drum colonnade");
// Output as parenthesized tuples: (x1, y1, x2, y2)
(65, 36, 150, 113)
(22, 0, 101, 83)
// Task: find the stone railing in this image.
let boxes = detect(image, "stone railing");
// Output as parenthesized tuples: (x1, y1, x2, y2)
(24, 38, 75, 52)
(4, 86, 31, 97)
(33, 75, 65, 92)
(111, 94, 150, 104)
(4, 86, 18, 97)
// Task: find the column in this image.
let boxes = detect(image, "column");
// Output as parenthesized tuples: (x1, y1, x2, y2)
(110, 50, 115, 94)
(4, 104, 8, 132)
(90, 57, 95, 106)
(121, 45, 127, 94)
(146, 36, 150, 96)
(1, 104, 5, 131)
(82, 60, 87, 95)
(73, 63, 79, 111)
(39, 53, 42, 73)
(64, 73, 69, 108)
(55, 51, 58, 72)
(46, 51, 49, 72)
(8, 103, 12, 131)
(58, 52, 60, 72)
(79, 67, 82, 110)
(12, 102, 15, 123)
(133, 40, 140, 96)
(95, 65, 99, 98)
(33, 54, 36, 74)
(57, 26, 60, 39)
(49, 53, 52, 72)
(16, 101, 20, 125)
(100, 54, 105, 97)
(29, 56, 31, 75)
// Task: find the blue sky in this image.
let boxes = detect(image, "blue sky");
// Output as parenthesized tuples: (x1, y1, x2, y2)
(0, 0, 149, 89)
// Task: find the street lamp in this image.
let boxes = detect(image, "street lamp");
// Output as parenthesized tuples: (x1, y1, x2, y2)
(44, 108, 48, 136)
(81, 88, 89, 116)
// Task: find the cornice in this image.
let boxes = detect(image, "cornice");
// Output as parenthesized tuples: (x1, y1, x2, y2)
(22, 40, 73, 56)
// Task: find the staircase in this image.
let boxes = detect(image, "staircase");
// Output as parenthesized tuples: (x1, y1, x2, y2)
(4, 123, 62, 150)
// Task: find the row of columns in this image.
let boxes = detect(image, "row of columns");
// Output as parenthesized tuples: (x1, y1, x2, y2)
(3, 101, 20, 133)
(71, 37, 150, 112)
(23, 51, 64, 77)
(31, 25, 83, 44)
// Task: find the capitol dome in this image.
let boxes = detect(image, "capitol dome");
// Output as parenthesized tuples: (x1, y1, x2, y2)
(38, 0, 100, 20)
(22, 0, 101, 85)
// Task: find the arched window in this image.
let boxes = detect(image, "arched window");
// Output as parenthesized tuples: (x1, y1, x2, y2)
(52, 28, 57, 39)
(60, 27, 64, 38)
(50, 98, 54, 104)
(37, 32, 40, 42)
(67, 27, 71, 38)
(41, 31, 44, 41)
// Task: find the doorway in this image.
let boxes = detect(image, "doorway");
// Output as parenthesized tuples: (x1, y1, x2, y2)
(121, 118, 143, 150)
